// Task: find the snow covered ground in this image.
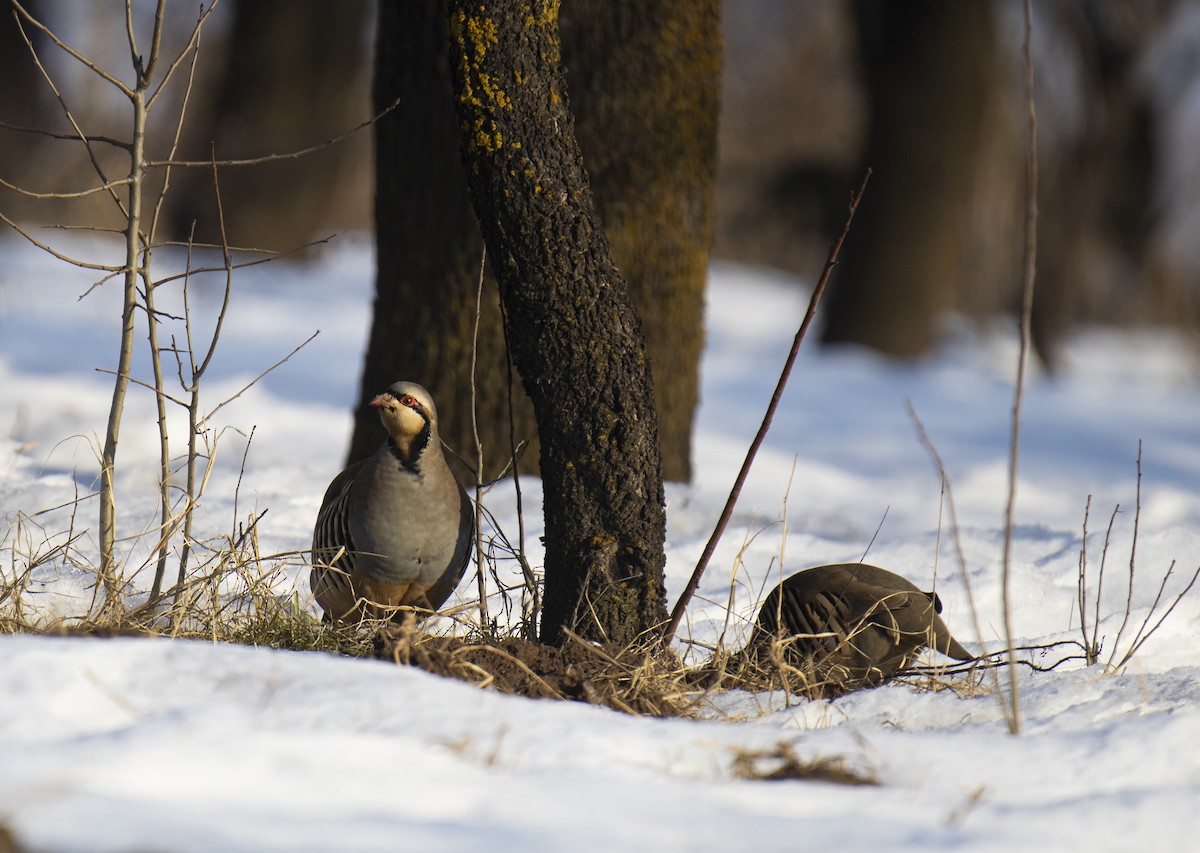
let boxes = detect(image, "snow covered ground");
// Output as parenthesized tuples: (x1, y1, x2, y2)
(2, 236, 1199, 851)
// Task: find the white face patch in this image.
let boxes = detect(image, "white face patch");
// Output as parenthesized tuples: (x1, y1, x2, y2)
(384, 402, 427, 439)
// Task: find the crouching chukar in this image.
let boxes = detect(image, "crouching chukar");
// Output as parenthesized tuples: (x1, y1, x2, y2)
(747, 563, 974, 691)
(311, 381, 473, 623)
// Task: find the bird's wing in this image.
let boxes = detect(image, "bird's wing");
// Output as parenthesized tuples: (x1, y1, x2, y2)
(310, 459, 368, 615)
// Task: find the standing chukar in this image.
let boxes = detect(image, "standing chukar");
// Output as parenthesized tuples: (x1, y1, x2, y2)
(749, 563, 974, 689)
(311, 381, 473, 623)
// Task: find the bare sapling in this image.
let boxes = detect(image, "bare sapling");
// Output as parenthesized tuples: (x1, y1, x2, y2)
(1075, 446, 1200, 672)
(1, 1, 375, 631)
(996, 0, 1039, 736)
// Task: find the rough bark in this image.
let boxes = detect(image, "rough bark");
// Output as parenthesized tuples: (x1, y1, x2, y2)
(445, 0, 668, 646)
(560, 0, 720, 482)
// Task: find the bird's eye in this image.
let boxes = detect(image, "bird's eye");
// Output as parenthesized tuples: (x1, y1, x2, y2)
(400, 394, 416, 407)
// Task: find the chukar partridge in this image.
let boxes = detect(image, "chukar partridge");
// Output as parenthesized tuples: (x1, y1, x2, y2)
(749, 563, 973, 689)
(311, 381, 473, 622)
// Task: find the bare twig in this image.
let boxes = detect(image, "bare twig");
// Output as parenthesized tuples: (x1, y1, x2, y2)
(1093, 504, 1121, 657)
(139, 6, 213, 601)
(997, 0, 1039, 736)
(11, 4, 130, 217)
(200, 331, 320, 426)
(663, 169, 871, 646)
(173, 152, 235, 612)
(906, 402, 993, 668)
(1075, 495, 1099, 664)
(0, 212, 124, 272)
(1108, 442, 1142, 660)
(12, 0, 134, 96)
(0, 120, 130, 149)
(143, 2, 217, 110)
(143, 228, 177, 602)
(469, 248, 490, 630)
(498, 298, 539, 639)
(143, 96, 402, 169)
(0, 176, 134, 199)
(148, 4, 209, 242)
(1113, 560, 1200, 670)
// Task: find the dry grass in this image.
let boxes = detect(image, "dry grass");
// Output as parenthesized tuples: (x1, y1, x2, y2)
(1075, 463, 1200, 673)
(381, 621, 703, 717)
(0, 504, 375, 657)
(730, 743, 878, 785)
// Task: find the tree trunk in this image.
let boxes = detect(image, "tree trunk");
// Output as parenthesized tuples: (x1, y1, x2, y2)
(350, 0, 537, 483)
(560, 0, 720, 482)
(445, 0, 668, 647)
(357, 0, 717, 484)
(821, 0, 1000, 357)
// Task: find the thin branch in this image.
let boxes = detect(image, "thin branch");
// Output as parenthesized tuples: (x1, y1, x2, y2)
(139, 0, 169, 85)
(663, 169, 871, 646)
(0, 121, 130, 150)
(190, 151, 235, 383)
(1114, 561, 1200, 670)
(149, 3, 208, 242)
(11, 6, 129, 217)
(143, 96, 402, 169)
(143, 216, 184, 601)
(123, 0, 140, 79)
(0, 212, 124, 271)
(998, 0, 1039, 736)
(93, 368, 188, 408)
(147, 2, 220, 111)
(470, 247, 490, 630)
(12, 0, 134, 97)
(200, 332, 321, 426)
(175, 155, 234, 604)
(0, 175, 134, 200)
(1108, 442, 1142, 661)
(1076, 495, 1097, 663)
(1093, 504, 1120, 658)
(907, 401, 1005, 709)
(498, 297, 539, 638)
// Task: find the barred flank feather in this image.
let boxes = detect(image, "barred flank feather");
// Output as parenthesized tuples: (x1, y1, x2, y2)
(752, 563, 974, 688)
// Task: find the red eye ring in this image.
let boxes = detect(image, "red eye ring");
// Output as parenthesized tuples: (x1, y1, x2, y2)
(400, 394, 417, 407)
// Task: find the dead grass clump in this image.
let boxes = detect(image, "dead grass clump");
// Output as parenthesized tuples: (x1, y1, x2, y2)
(730, 743, 878, 786)
(379, 623, 702, 717)
(688, 639, 853, 701)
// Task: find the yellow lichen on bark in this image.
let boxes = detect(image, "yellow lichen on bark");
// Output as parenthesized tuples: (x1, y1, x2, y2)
(448, 10, 511, 152)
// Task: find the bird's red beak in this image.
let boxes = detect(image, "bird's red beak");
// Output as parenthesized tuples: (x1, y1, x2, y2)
(369, 394, 393, 409)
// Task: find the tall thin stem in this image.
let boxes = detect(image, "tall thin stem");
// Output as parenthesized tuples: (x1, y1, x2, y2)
(999, 0, 1039, 735)
(144, 266, 172, 601)
(97, 0, 170, 614)
(99, 87, 147, 612)
(663, 170, 870, 646)
(470, 249, 489, 630)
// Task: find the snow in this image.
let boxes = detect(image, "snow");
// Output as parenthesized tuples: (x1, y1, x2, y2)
(2, 236, 1200, 851)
